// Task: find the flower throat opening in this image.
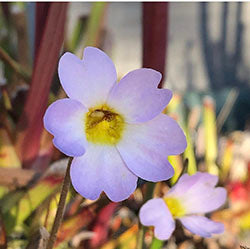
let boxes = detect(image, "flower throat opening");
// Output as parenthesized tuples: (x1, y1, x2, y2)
(164, 197, 186, 218)
(85, 104, 125, 145)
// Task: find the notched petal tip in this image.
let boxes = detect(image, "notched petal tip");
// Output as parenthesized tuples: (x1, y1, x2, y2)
(139, 68, 162, 84)
(83, 46, 109, 59)
(139, 198, 175, 240)
(58, 52, 81, 70)
(82, 46, 117, 77)
(70, 145, 138, 202)
(43, 98, 88, 157)
(107, 69, 172, 123)
(58, 47, 117, 107)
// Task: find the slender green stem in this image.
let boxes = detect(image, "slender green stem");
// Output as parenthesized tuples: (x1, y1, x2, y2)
(46, 157, 73, 249)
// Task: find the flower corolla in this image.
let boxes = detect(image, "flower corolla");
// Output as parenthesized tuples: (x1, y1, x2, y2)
(44, 47, 187, 202)
(139, 172, 227, 239)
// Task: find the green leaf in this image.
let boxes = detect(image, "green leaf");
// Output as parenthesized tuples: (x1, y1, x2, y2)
(203, 96, 219, 175)
(150, 237, 163, 249)
(84, 2, 107, 47)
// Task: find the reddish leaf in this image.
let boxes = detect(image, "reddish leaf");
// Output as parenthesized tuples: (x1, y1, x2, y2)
(55, 207, 96, 247)
(16, 3, 68, 168)
(34, 3, 51, 62)
(89, 202, 119, 248)
(142, 2, 169, 88)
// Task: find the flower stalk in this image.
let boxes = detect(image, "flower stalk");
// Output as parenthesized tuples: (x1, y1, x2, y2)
(46, 157, 73, 249)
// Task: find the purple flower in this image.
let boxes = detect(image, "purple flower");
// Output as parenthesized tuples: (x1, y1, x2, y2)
(139, 172, 227, 240)
(43, 47, 187, 202)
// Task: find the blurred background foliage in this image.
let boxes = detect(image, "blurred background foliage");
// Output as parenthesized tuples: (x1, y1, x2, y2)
(0, 2, 250, 249)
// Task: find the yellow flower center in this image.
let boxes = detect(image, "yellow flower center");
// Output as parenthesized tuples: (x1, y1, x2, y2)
(164, 197, 186, 218)
(85, 104, 125, 145)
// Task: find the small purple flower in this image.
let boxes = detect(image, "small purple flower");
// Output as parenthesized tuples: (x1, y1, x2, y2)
(43, 47, 187, 202)
(139, 172, 227, 240)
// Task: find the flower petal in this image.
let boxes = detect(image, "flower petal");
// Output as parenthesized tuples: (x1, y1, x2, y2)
(117, 114, 186, 181)
(182, 186, 227, 214)
(179, 215, 224, 238)
(43, 98, 87, 157)
(107, 68, 172, 123)
(139, 198, 175, 240)
(70, 145, 137, 202)
(167, 173, 227, 214)
(58, 47, 117, 107)
(167, 172, 218, 196)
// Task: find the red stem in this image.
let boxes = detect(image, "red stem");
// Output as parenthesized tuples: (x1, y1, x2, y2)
(16, 3, 68, 168)
(142, 2, 169, 88)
